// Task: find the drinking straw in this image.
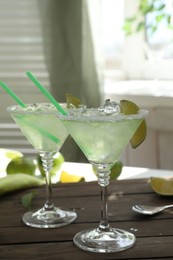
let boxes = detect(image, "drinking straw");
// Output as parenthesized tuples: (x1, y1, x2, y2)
(21, 119, 60, 144)
(26, 71, 68, 115)
(0, 81, 60, 144)
(0, 81, 26, 108)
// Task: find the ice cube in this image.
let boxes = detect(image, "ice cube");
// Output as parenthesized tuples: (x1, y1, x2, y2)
(98, 99, 120, 115)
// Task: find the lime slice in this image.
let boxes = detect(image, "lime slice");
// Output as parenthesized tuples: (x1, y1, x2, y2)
(6, 157, 36, 176)
(65, 93, 81, 108)
(60, 171, 84, 183)
(150, 177, 173, 196)
(3, 149, 23, 160)
(120, 100, 147, 148)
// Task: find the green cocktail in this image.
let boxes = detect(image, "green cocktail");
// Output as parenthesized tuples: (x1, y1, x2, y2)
(10, 104, 67, 153)
(58, 100, 148, 253)
(7, 103, 77, 228)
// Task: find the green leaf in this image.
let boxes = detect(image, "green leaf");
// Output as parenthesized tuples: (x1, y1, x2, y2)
(122, 23, 133, 35)
(157, 4, 165, 11)
(136, 22, 145, 32)
(139, 0, 154, 15)
(21, 191, 37, 210)
(125, 17, 136, 23)
(0, 174, 44, 196)
(167, 14, 172, 24)
(155, 14, 165, 23)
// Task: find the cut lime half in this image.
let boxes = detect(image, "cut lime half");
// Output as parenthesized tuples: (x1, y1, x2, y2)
(150, 177, 173, 196)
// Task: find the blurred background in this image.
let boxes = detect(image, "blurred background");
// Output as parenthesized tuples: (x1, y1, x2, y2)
(0, 0, 173, 169)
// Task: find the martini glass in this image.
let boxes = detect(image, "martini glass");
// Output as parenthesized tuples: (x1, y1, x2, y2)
(58, 101, 148, 253)
(7, 103, 77, 228)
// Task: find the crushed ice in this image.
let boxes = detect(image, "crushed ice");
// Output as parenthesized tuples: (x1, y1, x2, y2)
(98, 99, 120, 115)
(13, 103, 57, 112)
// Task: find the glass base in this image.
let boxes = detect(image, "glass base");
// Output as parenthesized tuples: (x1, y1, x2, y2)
(73, 227, 136, 253)
(22, 207, 77, 228)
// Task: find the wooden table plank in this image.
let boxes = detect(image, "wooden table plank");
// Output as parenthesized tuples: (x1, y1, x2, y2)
(1, 236, 173, 260)
(1, 218, 173, 245)
(0, 178, 152, 200)
(0, 189, 172, 227)
(0, 178, 173, 259)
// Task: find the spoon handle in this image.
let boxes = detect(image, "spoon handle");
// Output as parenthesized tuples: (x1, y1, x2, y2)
(164, 204, 173, 209)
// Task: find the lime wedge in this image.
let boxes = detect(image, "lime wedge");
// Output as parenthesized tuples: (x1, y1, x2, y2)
(120, 100, 147, 148)
(60, 171, 84, 183)
(150, 177, 173, 196)
(65, 93, 81, 108)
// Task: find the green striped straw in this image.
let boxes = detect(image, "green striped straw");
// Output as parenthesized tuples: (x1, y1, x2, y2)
(26, 71, 68, 115)
(0, 81, 26, 108)
(0, 81, 60, 144)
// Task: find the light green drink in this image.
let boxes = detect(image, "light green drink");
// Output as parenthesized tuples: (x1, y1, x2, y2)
(62, 113, 144, 165)
(7, 103, 77, 229)
(58, 100, 148, 253)
(9, 103, 68, 153)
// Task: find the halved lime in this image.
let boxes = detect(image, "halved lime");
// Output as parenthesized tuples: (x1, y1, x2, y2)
(150, 177, 173, 196)
(120, 100, 147, 148)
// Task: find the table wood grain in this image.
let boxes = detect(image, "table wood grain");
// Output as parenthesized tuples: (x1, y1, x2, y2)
(1, 178, 173, 259)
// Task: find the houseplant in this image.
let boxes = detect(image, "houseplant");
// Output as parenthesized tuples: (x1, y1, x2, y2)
(123, 0, 173, 38)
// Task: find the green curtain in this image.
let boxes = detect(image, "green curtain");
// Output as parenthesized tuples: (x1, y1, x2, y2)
(38, 0, 103, 162)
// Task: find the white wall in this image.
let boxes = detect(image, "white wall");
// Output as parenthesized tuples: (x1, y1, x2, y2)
(104, 80, 173, 170)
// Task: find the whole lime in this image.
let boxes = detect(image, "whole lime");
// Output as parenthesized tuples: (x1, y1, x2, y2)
(6, 157, 36, 176)
(92, 160, 123, 180)
(110, 161, 123, 180)
(37, 152, 64, 178)
(0, 149, 23, 173)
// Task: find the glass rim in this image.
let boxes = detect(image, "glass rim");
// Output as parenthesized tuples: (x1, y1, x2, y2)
(6, 103, 68, 115)
(57, 108, 149, 122)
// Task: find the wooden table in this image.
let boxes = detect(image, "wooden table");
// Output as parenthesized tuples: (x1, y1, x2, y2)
(1, 178, 173, 259)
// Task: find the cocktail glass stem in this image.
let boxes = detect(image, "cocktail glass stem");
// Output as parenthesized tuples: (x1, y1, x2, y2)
(97, 164, 110, 232)
(22, 151, 77, 228)
(73, 162, 136, 253)
(40, 151, 54, 211)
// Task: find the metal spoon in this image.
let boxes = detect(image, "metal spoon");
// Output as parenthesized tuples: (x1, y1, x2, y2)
(132, 204, 173, 215)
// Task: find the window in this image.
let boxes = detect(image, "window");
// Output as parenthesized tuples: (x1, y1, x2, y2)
(102, 0, 173, 81)
(0, 0, 49, 154)
(101, 0, 125, 80)
(0, 0, 49, 122)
